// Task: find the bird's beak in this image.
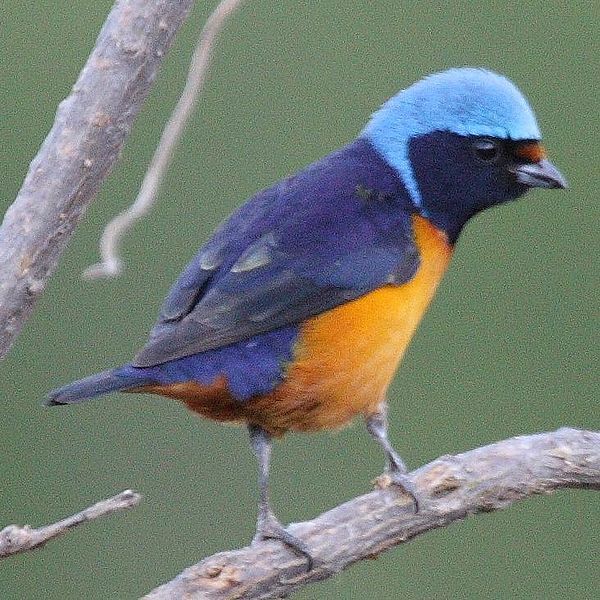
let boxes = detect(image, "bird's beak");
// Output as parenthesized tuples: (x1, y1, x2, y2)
(512, 159, 568, 189)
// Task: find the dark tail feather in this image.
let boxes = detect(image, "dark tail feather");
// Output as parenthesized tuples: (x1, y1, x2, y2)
(45, 369, 152, 406)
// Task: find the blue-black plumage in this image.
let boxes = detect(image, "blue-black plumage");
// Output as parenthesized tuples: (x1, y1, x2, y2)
(46, 68, 566, 407)
(48, 137, 420, 403)
(46, 67, 567, 565)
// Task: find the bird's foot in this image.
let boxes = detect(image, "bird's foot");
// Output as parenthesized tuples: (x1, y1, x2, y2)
(365, 409, 422, 511)
(376, 468, 422, 513)
(253, 512, 315, 570)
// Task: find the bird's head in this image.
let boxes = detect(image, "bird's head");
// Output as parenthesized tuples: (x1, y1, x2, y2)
(363, 68, 567, 242)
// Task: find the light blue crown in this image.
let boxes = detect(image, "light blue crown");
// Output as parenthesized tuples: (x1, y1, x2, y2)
(363, 68, 542, 209)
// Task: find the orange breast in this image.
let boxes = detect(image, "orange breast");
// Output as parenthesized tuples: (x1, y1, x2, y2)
(143, 215, 453, 436)
(264, 214, 453, 432)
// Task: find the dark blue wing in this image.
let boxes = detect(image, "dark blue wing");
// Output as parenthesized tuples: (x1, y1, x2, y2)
(134, 139, 418, 367)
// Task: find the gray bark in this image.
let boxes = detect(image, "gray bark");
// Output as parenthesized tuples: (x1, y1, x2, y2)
(0, 0, 195, 359)
(144, 428, 600, 600)
(0, 490, 141, 559)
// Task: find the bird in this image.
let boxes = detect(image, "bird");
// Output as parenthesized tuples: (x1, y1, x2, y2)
(46, 67, 567, 568)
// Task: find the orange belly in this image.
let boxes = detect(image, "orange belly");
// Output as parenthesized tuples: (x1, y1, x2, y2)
(262, 214, 452, 432)
(142, 215, 452, 435)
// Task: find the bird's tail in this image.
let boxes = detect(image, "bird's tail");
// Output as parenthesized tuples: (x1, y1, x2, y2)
(45, 369, 153, 406)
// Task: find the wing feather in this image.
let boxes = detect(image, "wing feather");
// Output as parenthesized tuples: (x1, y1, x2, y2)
(134, 140, 419, 367)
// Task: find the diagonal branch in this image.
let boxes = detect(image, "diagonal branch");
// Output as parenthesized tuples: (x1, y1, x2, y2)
(144, 428, 599, 600)
(0, 490, 141, 559)
(0, 0, 195, 360)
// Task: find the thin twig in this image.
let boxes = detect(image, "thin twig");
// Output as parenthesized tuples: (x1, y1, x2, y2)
(0, 490, 141, 559)
(0, 0, 195, 361)
(83, 0, 247, 280)
(143, 428, 600, 600)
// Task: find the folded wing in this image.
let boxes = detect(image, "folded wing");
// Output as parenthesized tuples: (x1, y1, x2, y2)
(134, 141, 419, 367)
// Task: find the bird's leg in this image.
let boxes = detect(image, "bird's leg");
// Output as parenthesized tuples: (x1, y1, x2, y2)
(248, 424, 314, 569)
(365, 405, 421, 511)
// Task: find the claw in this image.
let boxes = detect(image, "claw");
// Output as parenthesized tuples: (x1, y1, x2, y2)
(365, 406, 423, 513)
(388, 471, 421, 513)
(254, 513, 315, 570)
(248, 425, 316, 571)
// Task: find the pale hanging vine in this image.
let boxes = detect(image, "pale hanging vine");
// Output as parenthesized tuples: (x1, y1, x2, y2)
(83, 0, 247, 280)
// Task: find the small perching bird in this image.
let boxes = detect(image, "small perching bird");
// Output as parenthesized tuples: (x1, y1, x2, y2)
(47, 67, 567, 568)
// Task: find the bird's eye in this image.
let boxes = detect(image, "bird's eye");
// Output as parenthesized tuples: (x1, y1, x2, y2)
(473, 139, 500, 163)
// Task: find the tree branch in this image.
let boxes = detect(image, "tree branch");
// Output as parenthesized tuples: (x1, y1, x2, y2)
(0, 490, 141, 559)
(0, 0, 194, 360)
(144, 428, 599, 600)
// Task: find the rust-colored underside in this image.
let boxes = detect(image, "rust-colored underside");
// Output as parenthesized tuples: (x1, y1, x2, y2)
(134, 216, 453, 437)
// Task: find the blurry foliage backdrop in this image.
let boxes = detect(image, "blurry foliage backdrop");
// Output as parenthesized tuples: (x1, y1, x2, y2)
(1, 1, 598, 598)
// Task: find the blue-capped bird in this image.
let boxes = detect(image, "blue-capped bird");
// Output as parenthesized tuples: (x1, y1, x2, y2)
(47, 68, 567, 567)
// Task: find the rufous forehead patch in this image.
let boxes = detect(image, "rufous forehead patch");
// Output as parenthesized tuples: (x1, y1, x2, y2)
(515, 142, 547, 163)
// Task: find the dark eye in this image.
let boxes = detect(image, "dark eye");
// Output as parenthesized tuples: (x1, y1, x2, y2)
(473, 139, 500, 163)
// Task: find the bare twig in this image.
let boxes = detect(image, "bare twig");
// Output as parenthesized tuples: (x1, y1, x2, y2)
(0, 0, 195, 360)
(144, 428, 599, 600)
(83, 0, 247, 280)
(0, 490, 141, 559)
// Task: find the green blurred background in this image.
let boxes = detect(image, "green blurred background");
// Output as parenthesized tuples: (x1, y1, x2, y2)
(1, 1, 598, 598)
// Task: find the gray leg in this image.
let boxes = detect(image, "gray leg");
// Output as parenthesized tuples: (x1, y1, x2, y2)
(365, 406, 421, 511)
(248, 424, 314, 569)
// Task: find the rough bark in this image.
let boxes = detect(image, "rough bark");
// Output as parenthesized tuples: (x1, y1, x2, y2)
(144, 428, 599, 600)
(0, 0, 195, 359)
(0, 490, 141, 559)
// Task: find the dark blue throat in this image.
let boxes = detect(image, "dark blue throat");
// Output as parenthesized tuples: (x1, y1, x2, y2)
(408, 132, 529, 243)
